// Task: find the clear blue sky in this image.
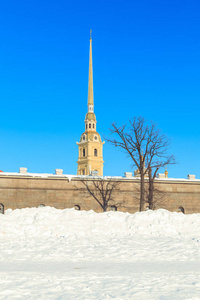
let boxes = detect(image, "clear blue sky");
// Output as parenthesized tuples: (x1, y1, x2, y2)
(0, 0, 200, 178)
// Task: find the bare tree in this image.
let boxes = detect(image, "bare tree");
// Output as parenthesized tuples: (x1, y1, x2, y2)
(78, 178, 122, 212)
(106, 116, 175, 211)
(134, 174, 166, 210)
(146, 167, 166, 209)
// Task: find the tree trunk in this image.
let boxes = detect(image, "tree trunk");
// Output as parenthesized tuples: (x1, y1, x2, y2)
(140, 172, 145, 211)
(148, 168, 154, 209)
(103, 204, 107, 212)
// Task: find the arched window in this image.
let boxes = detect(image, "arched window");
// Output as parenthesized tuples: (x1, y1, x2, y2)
(89, 123, 91, 128)
(86, 124, 87, 129)
(83, 148, 85, 157)
(0, 203, 4, 214)
(94, 149, 98, 156)
(109, 205, 117, 211)
(93, 124, 95, 128)
(74, 205, 81, 210)
(178, 206, 185, 213)
(82, 169, 85, 175)
(83, 135, 85, 141)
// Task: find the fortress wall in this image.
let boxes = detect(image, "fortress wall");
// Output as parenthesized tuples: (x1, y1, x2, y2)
(0, 174, 200, 214)
(157, 180, 200, 213)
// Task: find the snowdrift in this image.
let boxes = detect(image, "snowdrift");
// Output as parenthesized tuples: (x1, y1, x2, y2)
(0, 207, 200, 299)
(0, 207, 200, 239)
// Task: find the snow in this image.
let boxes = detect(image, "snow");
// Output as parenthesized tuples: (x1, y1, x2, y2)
(1, 171, 200, 183)
(0, 207, 200, 299)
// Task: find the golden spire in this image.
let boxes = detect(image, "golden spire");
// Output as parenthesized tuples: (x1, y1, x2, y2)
(88, 30, 94, 107)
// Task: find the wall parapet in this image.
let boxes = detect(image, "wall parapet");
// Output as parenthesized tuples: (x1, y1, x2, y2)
(0, 172, 199, 183)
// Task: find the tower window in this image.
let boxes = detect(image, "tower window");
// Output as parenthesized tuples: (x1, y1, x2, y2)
(83, 135, 85, 141)
(94, 149, 98, 157)
(86, 124, 87, 129)
(83, 148, 85, 157)
(89, 123, 91, 128)
(93, 124, 95, 128)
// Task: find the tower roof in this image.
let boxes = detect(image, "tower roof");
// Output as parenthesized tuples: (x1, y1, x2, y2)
(88, 30, 94, 106)
(85, 112, 96, 121)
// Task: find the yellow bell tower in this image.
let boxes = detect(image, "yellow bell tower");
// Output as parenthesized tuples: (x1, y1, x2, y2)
(77, 31, 104, 176)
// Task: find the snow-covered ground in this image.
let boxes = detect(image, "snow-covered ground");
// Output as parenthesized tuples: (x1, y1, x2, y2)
(0, 207, 200, 299)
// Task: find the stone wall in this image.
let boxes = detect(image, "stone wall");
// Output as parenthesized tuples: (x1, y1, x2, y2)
(0, 173, 200, 214)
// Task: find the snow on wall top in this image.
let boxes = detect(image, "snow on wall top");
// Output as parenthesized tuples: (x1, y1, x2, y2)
(0, 171, 199, 182)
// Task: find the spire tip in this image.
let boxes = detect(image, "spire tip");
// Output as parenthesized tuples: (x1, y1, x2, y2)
(90, 29, 92, 40)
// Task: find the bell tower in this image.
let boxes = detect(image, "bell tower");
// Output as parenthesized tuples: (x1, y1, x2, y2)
(77, 31, 104, 176)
